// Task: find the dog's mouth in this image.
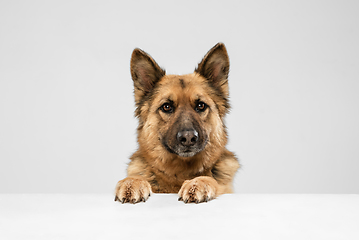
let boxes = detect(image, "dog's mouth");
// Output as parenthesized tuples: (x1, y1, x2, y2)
(178, 149, 198, 158)
(163, 141, 207, 158)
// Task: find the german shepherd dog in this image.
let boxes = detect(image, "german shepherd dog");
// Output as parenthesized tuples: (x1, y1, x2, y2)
(115, 43, 240, 204)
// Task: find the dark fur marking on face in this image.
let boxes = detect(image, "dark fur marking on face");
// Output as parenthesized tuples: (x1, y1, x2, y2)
(162, 109, 208, 157)
(179, 79, 186, 89)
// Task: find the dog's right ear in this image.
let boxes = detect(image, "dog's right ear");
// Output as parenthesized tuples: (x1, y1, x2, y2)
(130, 48, 165, 101)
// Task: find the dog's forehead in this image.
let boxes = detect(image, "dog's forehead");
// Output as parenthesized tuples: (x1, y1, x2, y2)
(156, 73, 210, 102)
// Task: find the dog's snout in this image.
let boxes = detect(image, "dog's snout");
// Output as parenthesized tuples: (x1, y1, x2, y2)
(177, 129, 199, 147)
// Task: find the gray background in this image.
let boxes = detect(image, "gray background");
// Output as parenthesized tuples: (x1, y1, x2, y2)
(1, 0, 358, 194)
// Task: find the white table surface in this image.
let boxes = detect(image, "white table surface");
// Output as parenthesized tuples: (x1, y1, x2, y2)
(1, 194, 358, 240)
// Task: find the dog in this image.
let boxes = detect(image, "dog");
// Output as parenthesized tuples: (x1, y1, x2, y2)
(115, 43, 240, 204)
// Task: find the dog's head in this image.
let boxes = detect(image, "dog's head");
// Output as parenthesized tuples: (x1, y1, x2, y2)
(130, 43, 230, 159)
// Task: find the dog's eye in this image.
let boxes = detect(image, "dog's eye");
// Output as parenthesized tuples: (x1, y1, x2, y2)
(195, 102, 207, 112)
(160, 103, 174, 113)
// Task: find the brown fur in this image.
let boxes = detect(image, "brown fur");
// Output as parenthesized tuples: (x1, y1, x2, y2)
(115, 43, 240, 204)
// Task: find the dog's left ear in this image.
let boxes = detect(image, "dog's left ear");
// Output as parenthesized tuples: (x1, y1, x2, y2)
(195, 43, 230, 96)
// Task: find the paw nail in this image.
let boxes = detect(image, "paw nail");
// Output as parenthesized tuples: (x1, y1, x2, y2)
(178, 197, 182, 201)
(114, 196, 118, 201)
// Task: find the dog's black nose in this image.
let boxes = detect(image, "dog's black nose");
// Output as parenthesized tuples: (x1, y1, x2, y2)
(177, 129, 199, 147)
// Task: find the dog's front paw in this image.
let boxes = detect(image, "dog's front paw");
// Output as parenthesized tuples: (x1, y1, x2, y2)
(178, 176, 219, 203)
(115, 176, 152, 204)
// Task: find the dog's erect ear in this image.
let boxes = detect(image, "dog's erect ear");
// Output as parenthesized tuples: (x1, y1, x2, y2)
(130, 48, 165, 99)
(195, 43, 230, 96)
